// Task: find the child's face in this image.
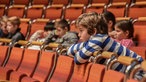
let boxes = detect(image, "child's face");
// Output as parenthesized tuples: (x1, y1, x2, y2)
(78, 25, 91, 42)
(114, 26, 129, 41)
(56, 27, 67, 38)
(6, 22, 17, 33)
(0, 21, 8, 33)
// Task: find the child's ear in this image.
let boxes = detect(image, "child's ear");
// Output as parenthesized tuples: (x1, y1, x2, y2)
(93, 28, 97, 35)
(65, 27, 68, 31)
(125, 30, 129, 37)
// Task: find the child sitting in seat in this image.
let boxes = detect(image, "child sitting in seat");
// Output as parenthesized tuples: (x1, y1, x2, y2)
(114, 20, 135, 48)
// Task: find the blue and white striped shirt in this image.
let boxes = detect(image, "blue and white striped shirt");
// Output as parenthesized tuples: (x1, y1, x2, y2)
(67, 34, 143, 65)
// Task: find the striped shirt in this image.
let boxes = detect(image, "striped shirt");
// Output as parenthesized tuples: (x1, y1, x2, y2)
(67, 34, 143, 70)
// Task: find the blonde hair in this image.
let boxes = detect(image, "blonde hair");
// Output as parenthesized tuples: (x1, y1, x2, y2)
(8, 16, 21, 26)
(76, 12, 108, 35)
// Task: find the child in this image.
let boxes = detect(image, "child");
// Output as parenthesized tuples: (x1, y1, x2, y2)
(6, 16, 25, 47)
(0, 16, 8, 38)
(29, 21, 55, 42)
(67, 12, 143, 72)
(28, 21, 55, 50)
(114, 20, 135, 48)
(103, 11, 116, 38)
(44, 19, 79, 48)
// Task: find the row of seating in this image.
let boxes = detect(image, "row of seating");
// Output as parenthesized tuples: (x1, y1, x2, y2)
(0, 0, 141, 6)
(1, 0, 146, 20)
(0, 45, 145, 82)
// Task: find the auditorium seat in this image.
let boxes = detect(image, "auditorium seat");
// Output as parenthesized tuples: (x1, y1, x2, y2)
(27, 18, 50, 40)
(71, 0, 90, 6)
(0, 5, 6, 17)
(103, 69, 125, 82)
(0, 47, 24, 80)
(13, 0, 30, 6)
(87, 63, 105, 82)
(7, 5, 26, 18)
(32, 0, 49, 6)
(127, 1, 146, 18)
(91, 0, 110, 5)
(69, 62, 92, 82)
(64, 4, 85, 21)
(44, 5, 64, 20)
(51, 0, 70, 6)
(49, 55, 74, 82)
(9, 49, 40, 82)
(0, 46, 9, 66)
(129, 46, 146, 59)
(26, 5, 45, 19)
(126, 79, 138, 82)
(133, 17, 146, 47)
(20, 18, 31, 39)
(21, 51, 56, 82)
(0, 0, 11, 6)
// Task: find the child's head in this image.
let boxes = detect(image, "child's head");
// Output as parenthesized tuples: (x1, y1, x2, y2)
(114, 20, 134, 41)
(55, 19, 70, 38)
(7, 16, 21, 33)
(76, 12, 108, 42)
(0, 16, 8, 33)
(102, 11, 116, 32)
(43, 21, 55, 37)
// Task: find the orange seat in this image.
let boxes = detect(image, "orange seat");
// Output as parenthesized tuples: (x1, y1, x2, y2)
(70, 62, 92, 82)
(51, 0, 69, 6)
(49, 55, 74, 82)
(32, 0, 49, 6)
(71, 0, 89, 5)
(44, 5, 64, 20)
(103, 69, 125, 82)
(9, 49, 40, 82)
(0, 0, 11, 5)
(0, 5, 6, 16)
(0, 45, 9, 66)
(128, 1, 146, 18)
(126, 79, 138, 82)
(13, 0, 30, 6)
(26, 5, 45, 19)
(129, 46, 146, 59)
(7, 5, 26, 18)
(20, 18, 31, 39)
(21, 51, 56, 82)
(64, 4, 85, 21)
(27, 18, 49, 40)
(0, 47, 24, 80)
(87, 63, 105, 82)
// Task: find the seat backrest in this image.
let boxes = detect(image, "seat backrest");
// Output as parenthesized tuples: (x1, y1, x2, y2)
(69, 62, 92, 82)
(26, 5, 44, 19)
(128, 2, 146, 18)
(87, 63, 105, 82)
(32, 0, 49, 6)
(27, 19, 49, 40)
(49, 55, 74, 82)
(20, 18, 31, 38)
(133, 24, 146, 47)
(13, 0, 30, 5)
(0, 0, 11, 5)
(64, 5, 84, 21)
(0, 46, 9, 66)
(7, 5, 26, 18)
(126, 79, 138, 82)
(32, 51, 56, 82)
(44, 5, 63, 20)
(103, 69, 125, 82)
(0, 5, 6, 16)
(51, 0, 69, 5)
(4, 47, 24, 70)
(16, 49, 40, 76)
(71, 0, 89, 5)
(91, 0, 110, 4)
(129, 46, 146, 59)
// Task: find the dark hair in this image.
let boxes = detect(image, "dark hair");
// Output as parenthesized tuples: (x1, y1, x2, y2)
(44, 21, 55, 31)
(103, 11, 116, 30)
(76, 12, 108, 35)
(55, 19, 70, 31)
(115, 20, 134, 38)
